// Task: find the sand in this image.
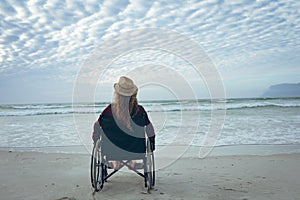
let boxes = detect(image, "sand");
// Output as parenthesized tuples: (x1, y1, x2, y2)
(1, 147, 300, 200)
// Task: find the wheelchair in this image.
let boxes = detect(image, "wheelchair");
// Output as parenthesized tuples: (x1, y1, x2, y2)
(90, 118, 155, 193)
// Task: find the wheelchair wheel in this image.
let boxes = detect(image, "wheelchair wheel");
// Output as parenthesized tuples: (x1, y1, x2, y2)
(146, 140, 155, 191)
(90, 146, 95, 188)
(90, 139, 103, 191)
(151, 152, 155, 186)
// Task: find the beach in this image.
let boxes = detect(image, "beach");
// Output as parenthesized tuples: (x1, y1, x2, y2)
(1, 98, 299, 199)
(1, 146, 300, 200)
(1, 0, 300, 198)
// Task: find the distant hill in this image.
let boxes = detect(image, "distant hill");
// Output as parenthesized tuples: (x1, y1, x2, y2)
(263, 83, 300, 98)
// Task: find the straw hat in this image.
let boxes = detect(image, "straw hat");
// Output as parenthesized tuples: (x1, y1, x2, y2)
(114, 76, 138, 96)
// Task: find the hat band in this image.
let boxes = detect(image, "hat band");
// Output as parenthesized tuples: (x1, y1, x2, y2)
(118, 84, 134, 90)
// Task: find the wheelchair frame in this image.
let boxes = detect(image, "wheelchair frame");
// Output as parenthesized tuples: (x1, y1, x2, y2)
(90, 136, 155, 192)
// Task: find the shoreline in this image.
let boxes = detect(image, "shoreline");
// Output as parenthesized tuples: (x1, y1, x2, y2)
(1, 149, 300, 199)
(2, 143, 300, 157)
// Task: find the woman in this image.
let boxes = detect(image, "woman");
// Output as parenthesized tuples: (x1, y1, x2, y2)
(92, 76, 155, 170)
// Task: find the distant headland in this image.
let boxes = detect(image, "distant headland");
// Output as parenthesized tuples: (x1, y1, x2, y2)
(263, 83, 300, 98)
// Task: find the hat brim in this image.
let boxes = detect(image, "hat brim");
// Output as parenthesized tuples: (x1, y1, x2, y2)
(114, 83, 138, 96)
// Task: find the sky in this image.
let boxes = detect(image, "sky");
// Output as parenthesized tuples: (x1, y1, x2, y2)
(0, 0, 299, 104)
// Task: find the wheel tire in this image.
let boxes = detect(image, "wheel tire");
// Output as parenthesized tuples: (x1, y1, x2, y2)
(151, 153, 155, 187)
(146, 140, 155, 190)
(90, 146, 95, 188)
(91, 140, 103, 191)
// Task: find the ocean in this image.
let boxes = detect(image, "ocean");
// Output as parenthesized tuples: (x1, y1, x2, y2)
(0, 97, 299, 155)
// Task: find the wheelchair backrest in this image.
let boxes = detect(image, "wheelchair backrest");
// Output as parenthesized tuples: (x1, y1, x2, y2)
(99, 114, 147, 159)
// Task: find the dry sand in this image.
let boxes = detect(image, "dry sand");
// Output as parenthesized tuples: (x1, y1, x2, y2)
(1, 147, 300, 200)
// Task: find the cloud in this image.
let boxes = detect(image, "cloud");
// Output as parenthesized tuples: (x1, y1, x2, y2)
(0, 0, 16, 16)
(1, 1, 299, 71)
(0, 0, 299, 102)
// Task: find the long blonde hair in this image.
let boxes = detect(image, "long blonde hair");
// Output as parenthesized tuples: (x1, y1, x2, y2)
(112, 92, 139, 131)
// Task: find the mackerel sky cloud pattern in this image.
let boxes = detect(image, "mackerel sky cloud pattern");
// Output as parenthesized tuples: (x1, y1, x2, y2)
(0, 0, 299, 102)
